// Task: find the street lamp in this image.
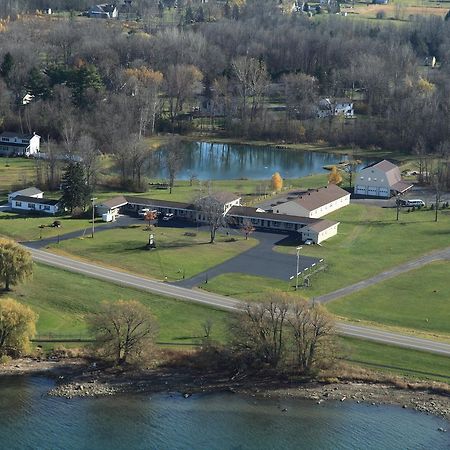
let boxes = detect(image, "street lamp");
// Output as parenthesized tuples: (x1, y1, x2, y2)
(91, 197, 97, 238)
(295, 246, 302, 290)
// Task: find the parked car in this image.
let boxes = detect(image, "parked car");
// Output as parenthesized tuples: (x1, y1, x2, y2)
(162, 213, 174, 221)
(304, 239, 314, 245)
(397, 199, 425, 207)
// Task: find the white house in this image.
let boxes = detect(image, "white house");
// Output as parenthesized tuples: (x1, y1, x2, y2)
(355, 160, 413, 198)
(87, 4, 118, 18)
(274, 184, 350, 219)
(11, 195, 61, 215)
(0, 132, 40, 156)
(8, 187, 43, 204)
(317, 98, 354, 118)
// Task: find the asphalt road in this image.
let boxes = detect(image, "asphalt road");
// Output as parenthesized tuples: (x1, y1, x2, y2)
(29, 247, 450, 357)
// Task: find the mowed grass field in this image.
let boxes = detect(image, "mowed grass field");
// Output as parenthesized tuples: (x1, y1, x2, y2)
(0, 212, 105, 242)
(276, 203, 450, 298)
(6, 263, 228, 344)
(48, 225, 258, 281)
(342, 337, 450, 383)
(6, 263, 450, 383)
(328, 262, 450, 338)
(0, 158, 36, 198)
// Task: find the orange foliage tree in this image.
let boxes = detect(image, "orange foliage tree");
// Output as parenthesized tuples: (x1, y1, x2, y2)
(271, 172, 283, 192)
(328, 166, 343, 185)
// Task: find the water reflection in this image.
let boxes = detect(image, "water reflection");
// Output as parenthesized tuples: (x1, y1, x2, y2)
(150, 142, 366, 180)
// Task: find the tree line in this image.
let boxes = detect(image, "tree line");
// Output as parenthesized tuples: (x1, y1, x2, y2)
(0, 2, 450, 177)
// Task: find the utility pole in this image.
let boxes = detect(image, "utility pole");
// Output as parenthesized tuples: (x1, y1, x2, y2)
(295, 246, 302, 290)
(91, 197, 97, 238)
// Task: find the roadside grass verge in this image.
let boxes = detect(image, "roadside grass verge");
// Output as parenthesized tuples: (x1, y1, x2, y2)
(327, 261, 450, 338)
(341, 337, 450, 383)
(5, 263, 228, 344)
(0, 211, 105, 242)
(48, 225, 258, 281)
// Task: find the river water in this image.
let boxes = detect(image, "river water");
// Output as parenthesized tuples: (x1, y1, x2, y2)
(150, 142, 371, 180)
(0, 376, 448, 450)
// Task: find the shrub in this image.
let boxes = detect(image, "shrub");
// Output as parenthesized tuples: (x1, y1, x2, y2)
(376, 10, 386, 19)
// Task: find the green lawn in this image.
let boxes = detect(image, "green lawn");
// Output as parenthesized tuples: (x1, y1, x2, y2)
(274, 204, 450, 298)
(342, 337, 450, 383)
(4, 264, 449, 383)
(5, 263, 228, 344)
(0, 211, 105, 242)
(201, 273, 300, 302)
(328, 262, 450, 338)
(48, 225, 258, 281)
(0, 158, 36, 199)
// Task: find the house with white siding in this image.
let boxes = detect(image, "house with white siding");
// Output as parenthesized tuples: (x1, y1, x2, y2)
(0, 132, 40, 156)
(11, 195, 61, 215)
(274, 184, 350, 219)
(355, 160, 413, 198)
(8, 187, 43, 203)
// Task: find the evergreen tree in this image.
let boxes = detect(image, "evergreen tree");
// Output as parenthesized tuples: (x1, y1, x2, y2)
(0, 52, 13, 79)
(26, 67, 50, 100)
(224, 1, 231, 18)
(185, 5, 194, 23)
(196, 6, 205, 22)
(61, 162, 90, 213)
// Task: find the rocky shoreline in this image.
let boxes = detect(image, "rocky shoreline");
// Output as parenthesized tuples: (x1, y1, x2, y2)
(2, 358, 449, 425)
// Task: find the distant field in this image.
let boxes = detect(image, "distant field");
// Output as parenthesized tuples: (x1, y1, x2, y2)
(0, 158, 36, 198)
(328, 261, 450, 338)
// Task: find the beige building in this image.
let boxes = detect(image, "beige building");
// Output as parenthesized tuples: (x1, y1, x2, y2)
(274, 184, 350, 219)
(355, 160, 413, 198)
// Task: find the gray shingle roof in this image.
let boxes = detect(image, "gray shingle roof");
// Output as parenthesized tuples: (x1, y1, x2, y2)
(12, 187, 43, 197)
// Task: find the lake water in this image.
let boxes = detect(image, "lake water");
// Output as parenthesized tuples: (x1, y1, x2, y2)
(1, 376, 449, 450)
(150, 142, 370, 180)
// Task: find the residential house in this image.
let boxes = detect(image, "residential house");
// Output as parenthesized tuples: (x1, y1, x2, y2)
(11, 195, 61, 215)
(86, 4, 118, 18)
(317, 98, 354, 118)
(355, 160, 413, 198)
(8, 187, 43, 204)
(0, 132, 40, 157)
(273, 184, 350, 219)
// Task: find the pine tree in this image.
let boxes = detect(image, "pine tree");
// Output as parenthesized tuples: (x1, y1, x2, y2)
(0, 52, 13, 79)
(61, 162, 90, 213)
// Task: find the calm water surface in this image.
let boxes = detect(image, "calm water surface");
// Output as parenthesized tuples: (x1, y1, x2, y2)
(0, 376, 449, 450)
(151, 142, 372, 180)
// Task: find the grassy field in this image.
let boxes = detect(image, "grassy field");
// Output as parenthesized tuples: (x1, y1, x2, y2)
(328, 262, 450, 338)
(4, 263, 449, 382)
(5, 263, 228, 344)
(48, 225, 258, 281)
(0, 211, 105, 242)
(274, 203, 450, 297)
(0, 158, 36, 198)
(342, 337, 450, 383)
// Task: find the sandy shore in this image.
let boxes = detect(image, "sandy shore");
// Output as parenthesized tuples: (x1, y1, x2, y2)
(2, 358, 449, 425)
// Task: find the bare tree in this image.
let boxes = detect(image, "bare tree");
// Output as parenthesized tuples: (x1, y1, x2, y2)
(431, 162, 446, 222)
(78, 133, 100, 191)
(164, 136, 183, 194)
(194, 188, 227, 243)
(230, 294, 289, 369)
(287, 300, 335, 373)
(88, 300, 158, 366)
(240, 219, 255, 240)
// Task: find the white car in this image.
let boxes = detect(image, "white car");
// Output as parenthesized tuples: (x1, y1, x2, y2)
(304, 239, 314, 245)
(162, 213, 174, 221)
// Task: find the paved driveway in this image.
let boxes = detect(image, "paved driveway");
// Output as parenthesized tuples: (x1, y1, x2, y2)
(174, 230, 320, 288)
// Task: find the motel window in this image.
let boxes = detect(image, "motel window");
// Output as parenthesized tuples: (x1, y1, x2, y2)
(271, 221, 280, 228)
(44, 205, 50, 211)
(21, 139, 28, 143)
(28, 203, 35, 209)
(285, 223, 293, 229)
(15, 201, 22, 207)
(1, 137, 8, 142)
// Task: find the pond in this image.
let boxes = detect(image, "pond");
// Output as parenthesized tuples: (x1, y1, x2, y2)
(150, 141, 373, 180)
(0, 376, 449, 450)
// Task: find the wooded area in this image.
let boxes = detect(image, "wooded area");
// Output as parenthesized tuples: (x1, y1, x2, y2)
(0, 0, 450, 187)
